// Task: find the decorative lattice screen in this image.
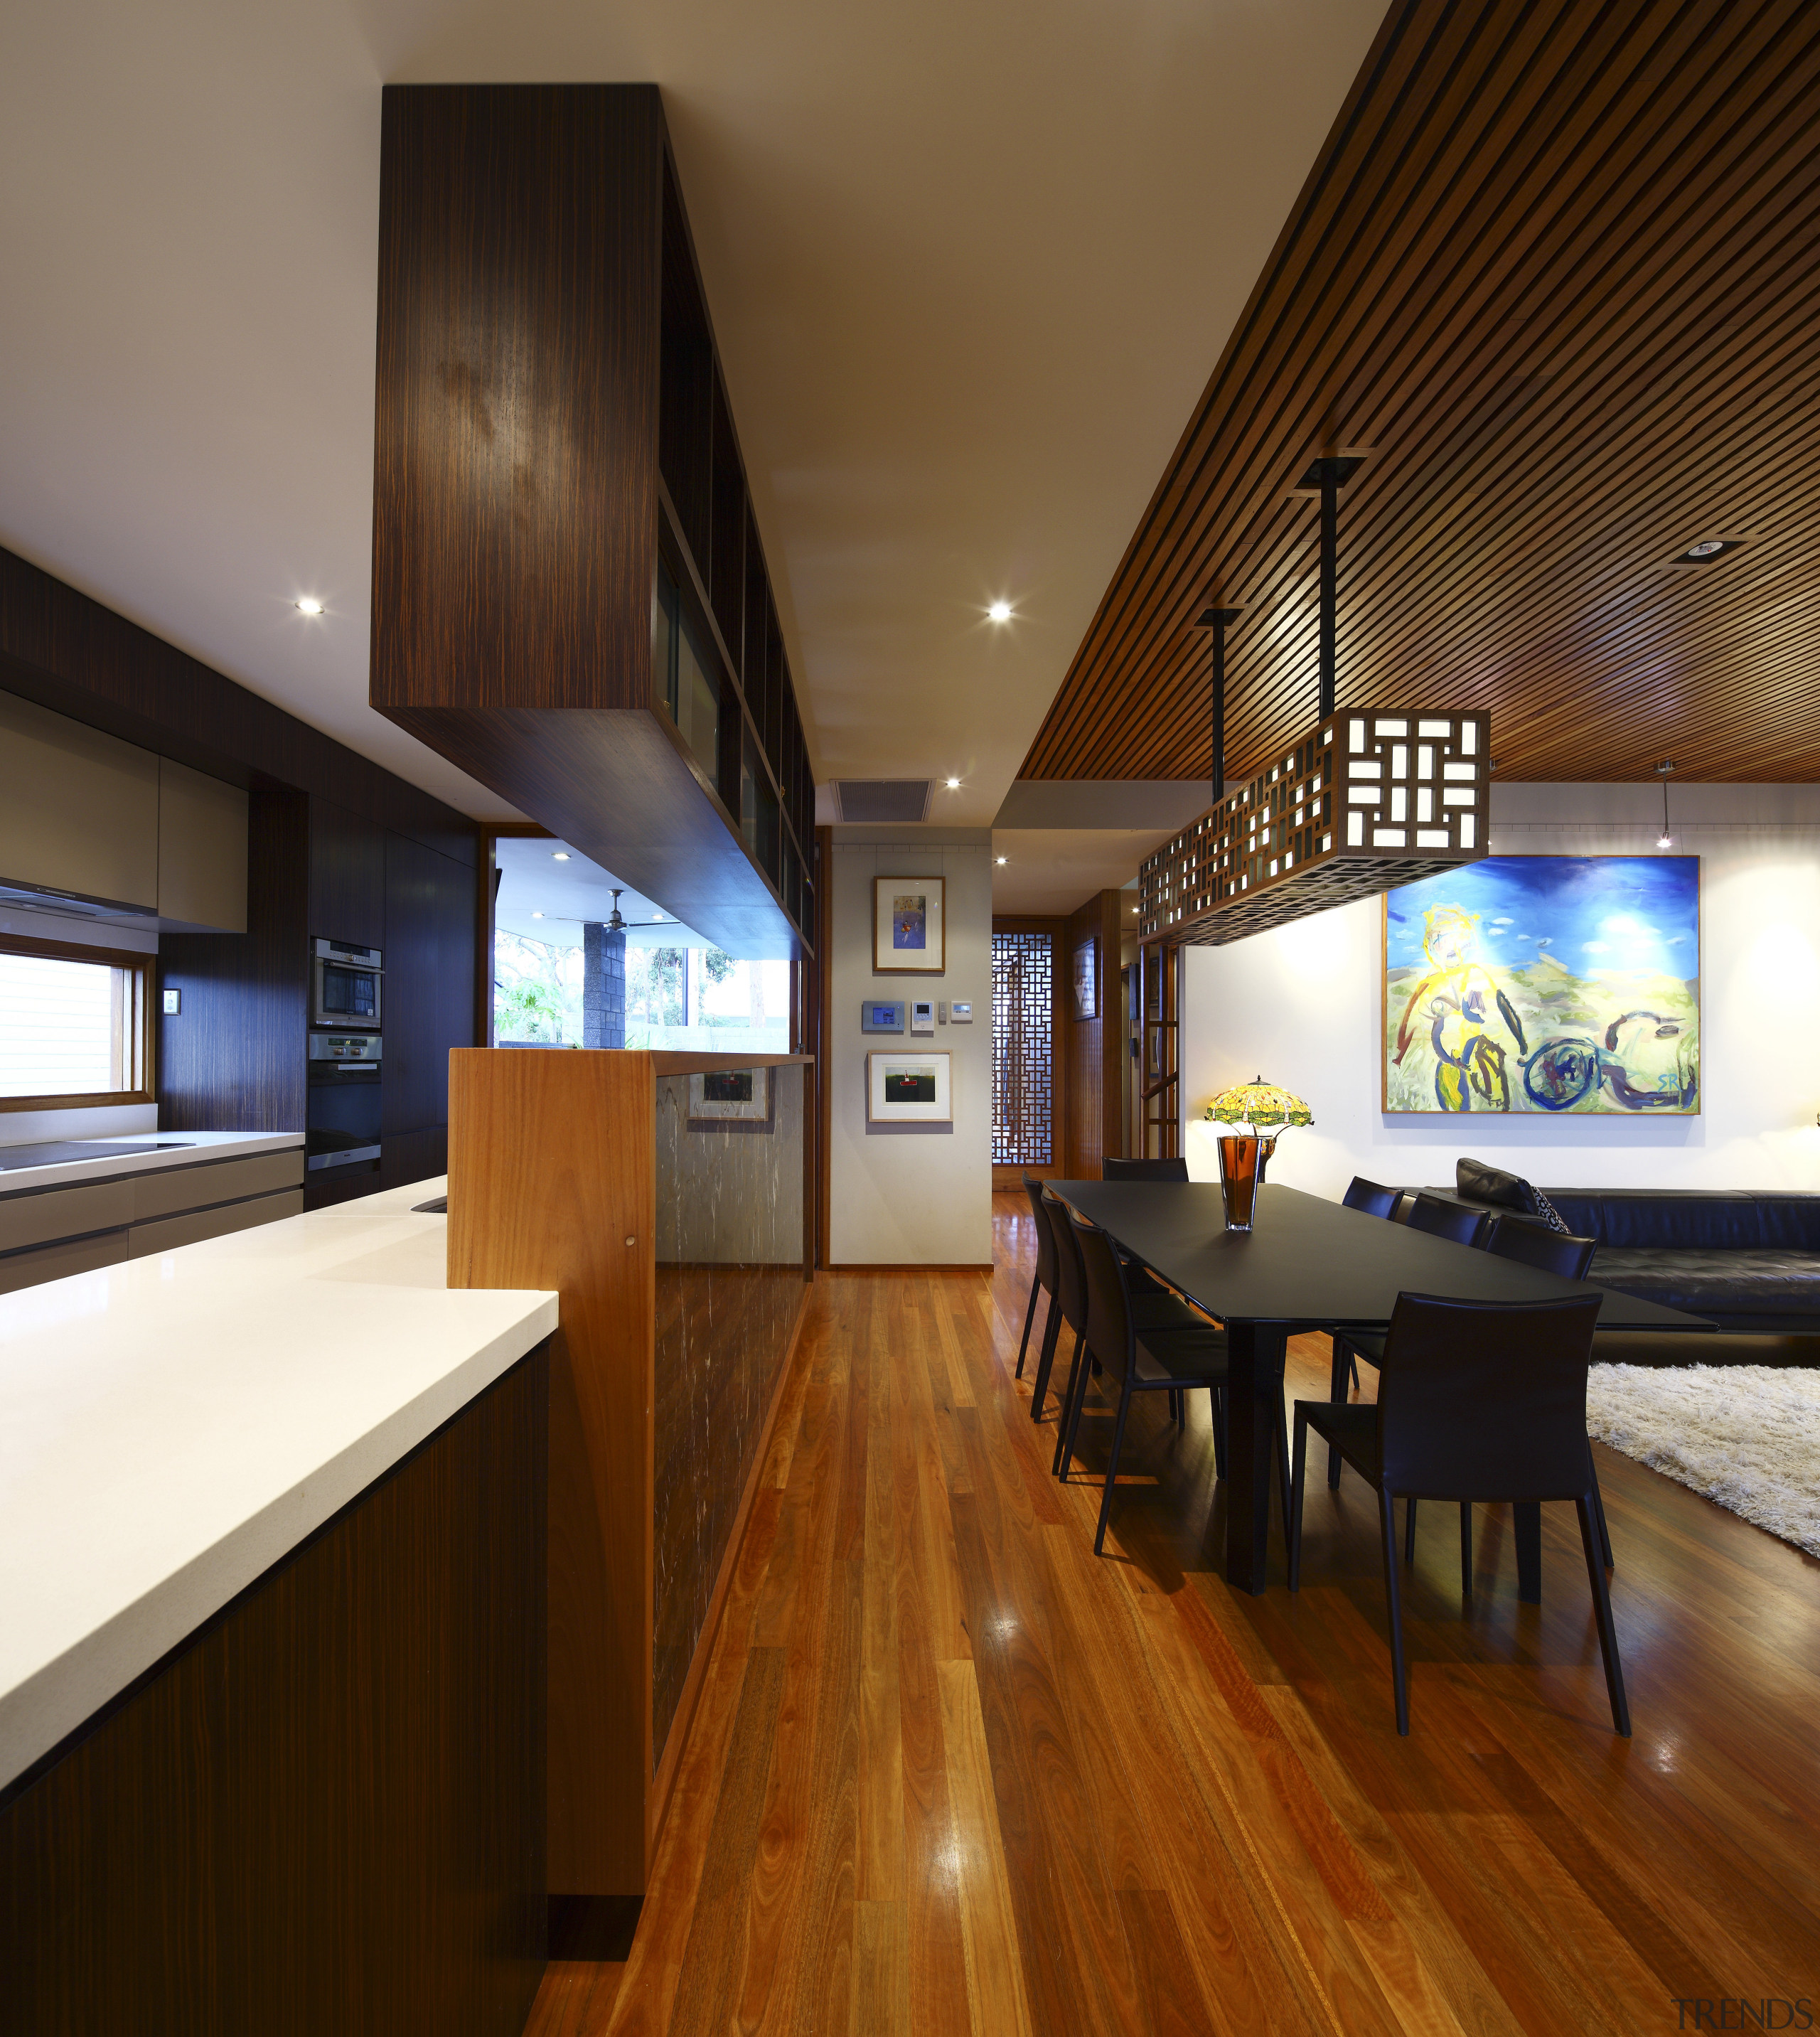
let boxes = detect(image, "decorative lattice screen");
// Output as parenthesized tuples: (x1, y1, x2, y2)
(992, 930, 1053, 1167)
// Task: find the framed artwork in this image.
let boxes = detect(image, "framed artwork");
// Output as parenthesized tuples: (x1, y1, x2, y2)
(1073, 938, 1098, 1020)
(686, 1065, 774, 1132)
(873, 875, 946, 975)
(867, 1049, 952, 1123)
(1383, 856, 1700, 1115)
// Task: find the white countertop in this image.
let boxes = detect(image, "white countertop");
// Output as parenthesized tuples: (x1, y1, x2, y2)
(0, 1177, 557, 1791)
(0, 1129, 304, 1196)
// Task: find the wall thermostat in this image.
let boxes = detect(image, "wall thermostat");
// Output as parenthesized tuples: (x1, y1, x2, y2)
(910, 998, 936, 1034)
(950, 1000, 974, 1024)
(860, 999, 905, 1033)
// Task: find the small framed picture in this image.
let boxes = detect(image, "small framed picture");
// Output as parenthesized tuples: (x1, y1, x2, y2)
(1073, 938, 1098, 1020)
(873, 875, 946, 975)
(867, 1049, 952, 1124)
(686, 1065, 774, 1132)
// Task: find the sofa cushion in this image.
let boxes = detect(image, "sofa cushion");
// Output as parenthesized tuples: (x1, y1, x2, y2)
(1455, 1157, 1537, 1212)
(1590, 1246, 1820, 1316)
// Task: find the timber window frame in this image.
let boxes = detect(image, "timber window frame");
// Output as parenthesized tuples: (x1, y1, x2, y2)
(0, 932, 156, 1113)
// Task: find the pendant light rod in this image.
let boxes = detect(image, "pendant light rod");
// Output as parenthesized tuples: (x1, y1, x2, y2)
(1196, 605, 1242, 805)
(1298, 455, 1365, 721)
(1319, 469, 1338, 720)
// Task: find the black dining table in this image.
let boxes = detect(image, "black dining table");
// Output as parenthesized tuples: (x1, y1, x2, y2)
(1049, 1181, 1711, 1594)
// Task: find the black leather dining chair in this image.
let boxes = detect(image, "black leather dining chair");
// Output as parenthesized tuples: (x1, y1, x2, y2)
(1327, 1193, 1492, 1485)
(1342, 1175, 1402, 1221)
(1066, 1210, 1292, 1556)
(1039, 1188, 1199, 1443)
(1103, 1156, 1190, 1182)
(1015, 1174, 1060, 1386)
(1401, 1214, 1611, 1565)
(1289, 1290, 1627, 1737)
(1484, 1213, 1596, 1279)
(1330, 1178, 1405, 1400)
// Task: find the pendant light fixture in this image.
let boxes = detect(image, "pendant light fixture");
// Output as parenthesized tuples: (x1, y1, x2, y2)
(1141, 454, 1489, 945)
(1656, 760, 1675, 849)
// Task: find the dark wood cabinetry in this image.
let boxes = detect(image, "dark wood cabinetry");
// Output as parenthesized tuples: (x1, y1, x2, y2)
(0, 1349, 548, 2037)
(161, 786, 310, 1136)
(372, 84, 815, 959)
(383, 830, 475, 1150)
(0, 546, 486, 1199)
(307, 798, 385, 950)
(166, 791, 480, 1207)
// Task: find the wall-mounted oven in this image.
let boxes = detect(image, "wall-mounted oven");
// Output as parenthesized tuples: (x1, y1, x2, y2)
(306, 1032, 382, 1173)
(311, 938, 383, 1030)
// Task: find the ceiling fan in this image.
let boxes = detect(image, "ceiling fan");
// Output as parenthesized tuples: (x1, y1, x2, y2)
(602, 887, 671, 932)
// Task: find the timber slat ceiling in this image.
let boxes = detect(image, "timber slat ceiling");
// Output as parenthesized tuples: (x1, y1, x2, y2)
(1020, 0, 1820, 786)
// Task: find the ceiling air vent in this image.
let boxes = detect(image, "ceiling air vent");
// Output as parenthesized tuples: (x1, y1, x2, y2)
(835, 781, 931, 823)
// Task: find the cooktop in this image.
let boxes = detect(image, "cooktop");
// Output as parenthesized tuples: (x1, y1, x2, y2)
(0, 1140, 196, 1172)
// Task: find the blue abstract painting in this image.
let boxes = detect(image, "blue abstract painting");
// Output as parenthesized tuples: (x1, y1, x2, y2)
(1383, 856, 1700, 1115)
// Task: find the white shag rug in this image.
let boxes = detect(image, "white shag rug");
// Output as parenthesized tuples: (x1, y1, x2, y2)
(1586, 1364, 1820, 1558)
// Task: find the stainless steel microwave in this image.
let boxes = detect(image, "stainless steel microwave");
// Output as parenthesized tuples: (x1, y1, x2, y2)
(311, 938, 382, 1030)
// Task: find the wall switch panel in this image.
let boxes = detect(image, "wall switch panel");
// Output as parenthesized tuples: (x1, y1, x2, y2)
(860, 999, 906, 1033)
(936, 1000, 948, 1023)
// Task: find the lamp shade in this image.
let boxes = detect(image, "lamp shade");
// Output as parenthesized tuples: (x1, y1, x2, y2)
(1139, 709, 1489, 944)
(1204, 1077, 1314, 1132)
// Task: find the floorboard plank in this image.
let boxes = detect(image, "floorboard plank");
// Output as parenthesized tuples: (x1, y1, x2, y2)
(559, 1200, 1820, 2037)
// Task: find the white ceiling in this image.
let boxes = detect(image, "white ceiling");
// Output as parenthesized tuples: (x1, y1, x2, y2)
(0, 0, 1388, 895)
(494, 837, 705, 950)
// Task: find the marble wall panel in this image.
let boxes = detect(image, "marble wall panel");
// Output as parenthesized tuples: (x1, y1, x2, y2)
(651, 1064, 804, 1763)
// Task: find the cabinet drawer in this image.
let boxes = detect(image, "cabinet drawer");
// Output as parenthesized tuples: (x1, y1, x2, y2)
(0, 1182, 134, 1254)
(0, 1229, 131, 1296)
(126, 1189, 302, 1259)
(129, 1150, 305, 1221)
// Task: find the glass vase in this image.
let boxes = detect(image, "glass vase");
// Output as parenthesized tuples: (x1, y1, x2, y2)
(1216, 1133, 1260, 1232)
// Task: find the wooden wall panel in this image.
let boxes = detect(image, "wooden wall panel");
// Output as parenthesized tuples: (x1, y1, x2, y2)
(308, 798, 385, 950)
(0, 1349, 547, 2037)
(1061, 889, 1127, 1179)
(449, 1050, 657, 1898)
(383, 831, 476, 1144)
(1019, 0, 1820, 792)
(159, 784, 309, 1138)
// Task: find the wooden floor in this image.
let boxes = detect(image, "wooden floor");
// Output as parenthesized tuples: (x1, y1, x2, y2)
(528, 1192, 1820, 2036)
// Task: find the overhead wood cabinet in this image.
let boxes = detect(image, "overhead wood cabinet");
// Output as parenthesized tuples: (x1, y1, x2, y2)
(447, 1047, 811, 1896)
(371, 84, 816, 959)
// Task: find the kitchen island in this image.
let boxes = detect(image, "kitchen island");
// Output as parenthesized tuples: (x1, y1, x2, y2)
(0, 1179, 556, 2037)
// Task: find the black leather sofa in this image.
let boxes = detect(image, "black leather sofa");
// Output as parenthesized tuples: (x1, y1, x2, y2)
(1421, 1162, 1820, 1363)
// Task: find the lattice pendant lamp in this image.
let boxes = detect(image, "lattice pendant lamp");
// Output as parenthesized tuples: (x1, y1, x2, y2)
(1140, 457, 1489, 945)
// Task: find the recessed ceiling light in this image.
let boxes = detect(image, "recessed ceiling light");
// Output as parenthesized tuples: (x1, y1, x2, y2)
(945, 776, 961, 789)
(1669, 537, 1745, 567)
(987, 602, 1012, 622)
(295, 597, 324, 616)
(531, 911, 544, 919)
(995, 855, 1007, 865)
(552, 850, 569, 860)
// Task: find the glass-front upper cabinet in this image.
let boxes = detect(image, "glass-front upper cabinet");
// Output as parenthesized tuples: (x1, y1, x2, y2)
(741, 727, 780, 882)
(654, 555, 720, 788)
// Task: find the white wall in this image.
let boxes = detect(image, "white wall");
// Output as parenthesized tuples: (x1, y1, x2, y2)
(828, 828, 992, 1265)
(1180, 784, 1820, 1195)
